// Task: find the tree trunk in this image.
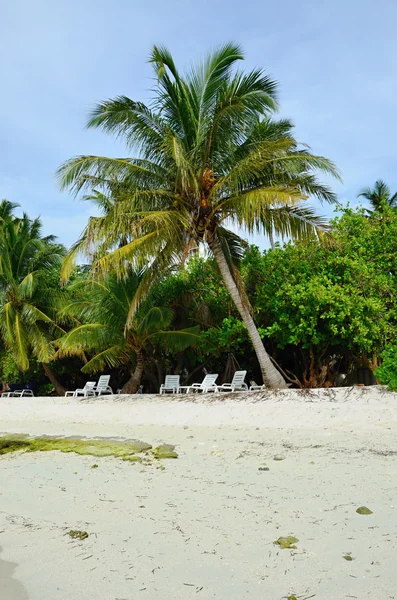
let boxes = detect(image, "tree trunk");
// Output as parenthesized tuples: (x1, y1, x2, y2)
(268, 230, 276, 250)
(183, 361, 208, 385)
(121, 351, 144, 394)
(173, 353, 184, 375)
(209, 236, 286, 388)
(155, 360, 163, 390)
(42, 363, 66, 396)
(146, 358, 160, 392)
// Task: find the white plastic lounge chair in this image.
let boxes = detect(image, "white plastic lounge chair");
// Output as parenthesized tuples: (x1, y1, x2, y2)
(65, 381, 96, 397)
(216, 370, 248, 392)
(94, 375, 113, 396)
(249, 381, 292, 390)
(13, 389, 34, 397)
(179, 373, 219, 394)
(2, 389, 34, 397)
(160, 375, 181, 394)
(249, 381, 264, 391)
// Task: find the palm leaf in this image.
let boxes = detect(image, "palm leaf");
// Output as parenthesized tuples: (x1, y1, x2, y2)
(81, 345, 131, 373)
(150, 326, 200, 352)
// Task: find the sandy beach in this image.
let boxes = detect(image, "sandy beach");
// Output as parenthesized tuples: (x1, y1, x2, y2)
(0, 386, 396, 599)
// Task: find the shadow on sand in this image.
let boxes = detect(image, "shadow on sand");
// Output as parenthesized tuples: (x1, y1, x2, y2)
(0, 548, 28, 600)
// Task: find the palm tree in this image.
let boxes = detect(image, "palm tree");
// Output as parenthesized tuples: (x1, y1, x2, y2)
(58, 43, 340, 388)
(0, 199, 19, 223)
(0, 210, 66, 394)
(57, 272, 200, 393)
(358, 180, 397, 215)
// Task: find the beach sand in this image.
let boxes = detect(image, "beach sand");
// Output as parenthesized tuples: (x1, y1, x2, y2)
(0, 387, 396, 599)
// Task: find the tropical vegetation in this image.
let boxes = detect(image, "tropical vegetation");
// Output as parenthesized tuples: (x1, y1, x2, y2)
(57, 43, 340, 388)
(56, 271, 200, 393)
(0, 201, 67, 394)
(0, 44, 396, 395)
(1, 199, 396, 394)
(358, 180, 397, 215)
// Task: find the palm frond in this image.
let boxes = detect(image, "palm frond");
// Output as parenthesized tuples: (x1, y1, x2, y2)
(27, 324, 55, 363)
(81, 345, 131, 373)
(216, 226, 247, 267)
(260, 204, 329, 242)
(188, 42, 244, 131)
(124, 244, 181, 323)
(137, 306, 173, 336)
(357, 179, 397, 212)
(0, 199, 19, 222)
(57, 155, 166, 196)
(60, 233, 93, 282)
(151, 326, 200, 352)
(13, 312, 29, 371)
(18, 272, 37, 299)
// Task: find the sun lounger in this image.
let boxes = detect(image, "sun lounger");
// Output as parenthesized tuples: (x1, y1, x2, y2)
(1, 389, 34, 397)
(249, 381, 292, 390)
(159, 375, 181, 394)
(65, 381, 96, 397)
(179, 373, 218, 394)
(249, 381, 264, 391)
(93, 375, 113, 396)
(216, 370, 248, 392)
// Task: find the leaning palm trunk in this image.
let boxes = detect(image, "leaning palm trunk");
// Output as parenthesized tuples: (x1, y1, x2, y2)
(42, 363, 66, 396)
(121, 351, 144, 394)
(209, 236, 286, 388)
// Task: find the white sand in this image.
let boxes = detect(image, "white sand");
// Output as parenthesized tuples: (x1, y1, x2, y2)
(0, 386, 397, 599)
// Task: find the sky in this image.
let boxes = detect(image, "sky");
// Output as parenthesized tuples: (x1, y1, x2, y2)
(1, 0, 396, 249)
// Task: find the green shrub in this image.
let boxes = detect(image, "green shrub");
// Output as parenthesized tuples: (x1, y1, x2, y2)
(374, 345, 397, 391)
(0, 351, 19, 384)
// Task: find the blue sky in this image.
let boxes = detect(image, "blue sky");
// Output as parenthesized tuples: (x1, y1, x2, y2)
(2, 0, 396, 248)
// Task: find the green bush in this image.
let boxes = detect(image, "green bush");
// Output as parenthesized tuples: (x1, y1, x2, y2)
(374, 345, 397, 391)
(0, 351, 20, 384)
(37, 383, 55, 397)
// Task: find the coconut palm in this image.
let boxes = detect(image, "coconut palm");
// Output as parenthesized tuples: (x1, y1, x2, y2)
(0, 199, 19, 223)
(0, 211, 66, 393)
(358, 180, 397, 215)
(57, 272, 200, 393)
(58, 43, 340, 388)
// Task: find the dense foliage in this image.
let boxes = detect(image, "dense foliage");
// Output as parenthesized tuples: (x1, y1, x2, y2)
(243, 208, 397, 386)
(0, 202, 397, 393)
(374, 345, 397, 391)
(1, 45, 396, 394)
(57, 271, 200, 393)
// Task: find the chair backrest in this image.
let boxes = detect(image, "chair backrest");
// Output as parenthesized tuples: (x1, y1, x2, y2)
(200, 373, 218, 389)
(96, 375, 111, 391)
(231, 370, 247, 387)
(163, 375, 180, 390)
(84, 381, 96, 391)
